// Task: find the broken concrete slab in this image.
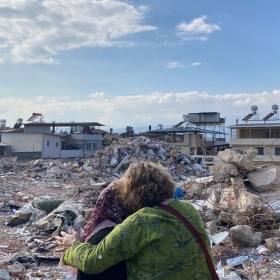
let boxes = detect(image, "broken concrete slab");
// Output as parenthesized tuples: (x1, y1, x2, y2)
(246, 147, 259, 160)
(218, 148, 257, 172)
(247, 165, 280, 192)
(237, 190, 264, 214)
(230, 225, 262, 248)
(225, 164, 239, 177)
(210, 161, 240, 183)
(206, 221, 218, 235)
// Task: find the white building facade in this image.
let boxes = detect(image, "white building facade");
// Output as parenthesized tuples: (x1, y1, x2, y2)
(0, 121, 103, 160)
(229, 123, 280, 162)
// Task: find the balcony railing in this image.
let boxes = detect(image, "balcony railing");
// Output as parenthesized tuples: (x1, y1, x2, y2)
(230, 138, 280, 146)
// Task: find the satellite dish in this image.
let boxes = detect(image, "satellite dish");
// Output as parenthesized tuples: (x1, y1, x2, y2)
(208, 231, 229, 247)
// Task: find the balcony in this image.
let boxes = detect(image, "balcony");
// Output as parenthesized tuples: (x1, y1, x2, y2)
(230, 138, 280, 146)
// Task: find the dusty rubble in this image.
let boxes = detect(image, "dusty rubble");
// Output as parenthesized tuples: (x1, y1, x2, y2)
(0, 136, 208, 279)
(180, 147, 280, 279)
(1, 140, 280, 279)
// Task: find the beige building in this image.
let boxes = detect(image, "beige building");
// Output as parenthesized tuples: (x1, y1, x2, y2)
(145, 126, 228, 156)
(1, 133, 62, 159)
(0, 118, 104, 160)
(229, 123, 280, 161)
(171, 133, 204, 155)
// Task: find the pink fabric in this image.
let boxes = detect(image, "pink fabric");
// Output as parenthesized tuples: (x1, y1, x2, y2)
(80, 182, 127, 242)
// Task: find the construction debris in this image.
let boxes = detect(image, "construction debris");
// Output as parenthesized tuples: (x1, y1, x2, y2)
(230, 225, 262, 248)
(247, 165, 280, 192)
(1, 140, 280, 279)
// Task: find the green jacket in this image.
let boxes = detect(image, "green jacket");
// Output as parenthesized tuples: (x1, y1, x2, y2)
(63, 200, 213, 280)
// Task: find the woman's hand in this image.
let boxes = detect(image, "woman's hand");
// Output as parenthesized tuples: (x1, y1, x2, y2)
(54, 226, 80, 252)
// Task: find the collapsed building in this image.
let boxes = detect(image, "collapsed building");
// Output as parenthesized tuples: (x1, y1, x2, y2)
(0, 137, 280, 279)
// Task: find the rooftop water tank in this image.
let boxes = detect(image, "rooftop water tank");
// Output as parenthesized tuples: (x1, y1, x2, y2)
(17, 118, 23, 124)
(0, 119, 6, 128)
(251, 106, 258, 114)
(272, 104, 279, 113)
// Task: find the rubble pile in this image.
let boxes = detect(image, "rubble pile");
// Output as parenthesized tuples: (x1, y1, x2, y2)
(179, 147, 280, 279)
(181, 148, 280, 231)
(2, 141, 280, 278)
(0, 136, 211, 279)
(0, 136, 210, 230)
(87, 136, 208, 180)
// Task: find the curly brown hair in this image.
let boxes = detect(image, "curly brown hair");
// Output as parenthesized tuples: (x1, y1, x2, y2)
(115, 161, 175, 215)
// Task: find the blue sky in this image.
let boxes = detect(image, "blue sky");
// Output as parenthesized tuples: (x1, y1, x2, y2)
(0, 0, 280, 131)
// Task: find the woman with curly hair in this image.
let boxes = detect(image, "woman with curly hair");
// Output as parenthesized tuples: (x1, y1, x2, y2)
(56, 161, 216, 280)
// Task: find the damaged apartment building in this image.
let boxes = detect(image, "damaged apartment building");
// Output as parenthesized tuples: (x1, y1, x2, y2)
(0, 113, 104, 160)
(143, 112, 229, 156)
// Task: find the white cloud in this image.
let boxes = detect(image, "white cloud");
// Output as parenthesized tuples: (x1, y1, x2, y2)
(1, 90, 280, 130)
(181, 36, 208, 41)
(88, 92, 111, 99)
(192, 62, 201, 67)
(0, 0, 156, 64)
(177, 16, 220, 41)
(166, 61, 185, 69)
(167, 61, 201, 68)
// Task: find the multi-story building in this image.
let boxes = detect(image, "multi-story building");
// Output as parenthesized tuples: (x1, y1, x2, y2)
(229, 105, 280, 162)
(0, 113, 105, 160)
(145, 112, 229, 156)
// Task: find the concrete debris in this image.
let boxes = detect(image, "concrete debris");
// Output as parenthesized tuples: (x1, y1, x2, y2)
(237, 190, 264, 214)
(208, 185, 224, 204)
(1, 142, 280, 279)
(230, 225, 262, 248)
(210, 163, 237, 183)
(206, 220, 218, 235)
(210, 148, 258, 183)
(218, 148, 258, 172)
(247, 165, 280, 192)
(265, 237, 280, 252)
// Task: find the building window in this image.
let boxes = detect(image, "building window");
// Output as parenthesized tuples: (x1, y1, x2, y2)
(46, 141, 49, 147)
(56, 142, 59, 147)
(272, 132, 277, 138)
(253, 147, 264, 155)
(86, 142, 99, 150)
(275, 147, 280, 155)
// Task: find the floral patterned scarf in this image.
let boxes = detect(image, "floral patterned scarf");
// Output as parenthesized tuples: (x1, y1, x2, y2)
(80, 182, 127, 242)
